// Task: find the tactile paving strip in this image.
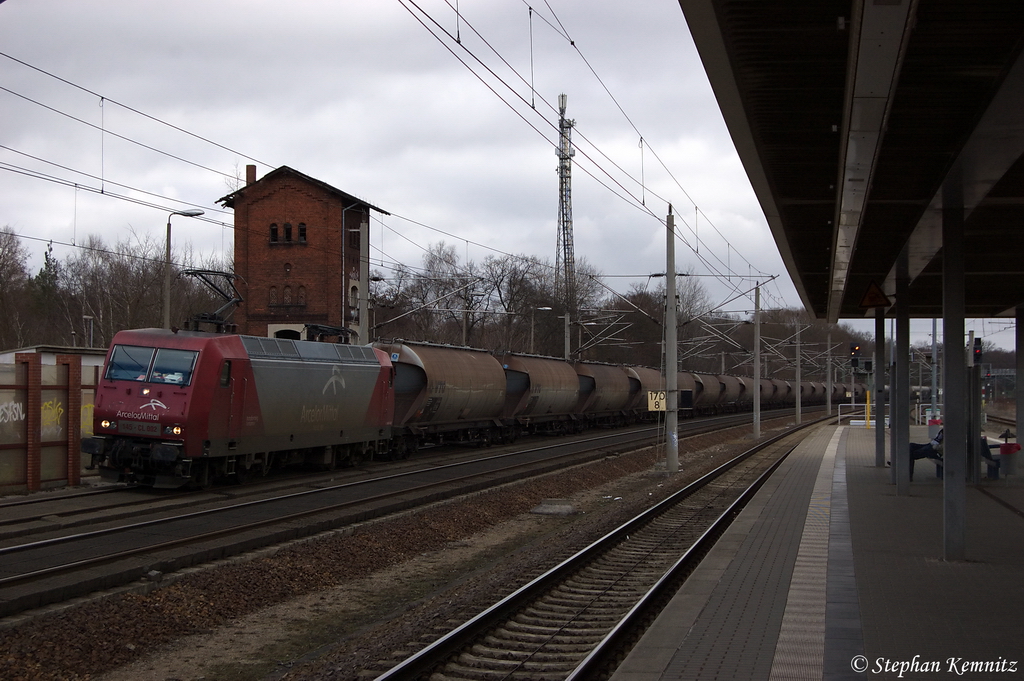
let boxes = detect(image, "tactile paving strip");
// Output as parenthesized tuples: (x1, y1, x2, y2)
(768, 427, 842, 679)
(658, 426, 838, 680)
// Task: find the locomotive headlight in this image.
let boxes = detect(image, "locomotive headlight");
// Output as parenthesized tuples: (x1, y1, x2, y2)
(164, 425, 184, 436)
(100, 419, 114, 429)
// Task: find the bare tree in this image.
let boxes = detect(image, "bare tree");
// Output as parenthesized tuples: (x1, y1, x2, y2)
(56, 232, 165, 346)
(480, 253, 548, 351)
(0, 227, 31, 349)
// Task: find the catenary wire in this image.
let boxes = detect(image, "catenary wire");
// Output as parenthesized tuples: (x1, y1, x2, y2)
(0, 50, 276, 170)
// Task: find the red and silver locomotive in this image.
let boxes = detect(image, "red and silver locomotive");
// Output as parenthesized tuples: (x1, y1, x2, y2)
(85, 329, 394, 488)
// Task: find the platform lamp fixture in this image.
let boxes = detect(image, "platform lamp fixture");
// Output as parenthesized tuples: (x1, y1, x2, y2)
(531, 306, 552, 354)
(164, 209, 205, 329)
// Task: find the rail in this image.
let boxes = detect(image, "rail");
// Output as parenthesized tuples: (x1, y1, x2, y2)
(374, 417, 827, 680)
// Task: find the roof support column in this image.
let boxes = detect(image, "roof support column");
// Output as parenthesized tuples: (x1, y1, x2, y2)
(875, 306, 887, 467)
(1013, 305, 1023, 476)
(942, 169, 966, 562)
(894, 252, 911, 496)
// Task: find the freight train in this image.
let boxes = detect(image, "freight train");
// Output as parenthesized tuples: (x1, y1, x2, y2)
(83, 328, 864, 488)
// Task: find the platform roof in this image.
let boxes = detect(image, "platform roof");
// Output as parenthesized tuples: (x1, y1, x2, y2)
(677, 0, 1024, 321)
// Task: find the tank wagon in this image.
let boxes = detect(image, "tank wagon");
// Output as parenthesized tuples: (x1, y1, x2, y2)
(84, 330, 864, 488)
(498, 353, 580, 434)
(375, 341, 509, 449)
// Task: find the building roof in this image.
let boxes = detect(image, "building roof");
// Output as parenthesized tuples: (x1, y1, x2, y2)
(678, 0, 1024, 321)
(217, 165, 390, 215)
(0, 345, 108, 365)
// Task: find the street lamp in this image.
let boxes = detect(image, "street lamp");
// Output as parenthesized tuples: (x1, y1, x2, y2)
(164, 209, 204, 329)
(531, 306, 552, 354)
(82, 315, 94, 347)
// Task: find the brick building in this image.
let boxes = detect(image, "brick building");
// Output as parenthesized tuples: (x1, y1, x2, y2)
(218, 165, 388, 341)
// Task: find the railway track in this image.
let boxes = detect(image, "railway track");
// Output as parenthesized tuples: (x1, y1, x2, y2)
(986, 413, 1016, 430)
(372, 420, 820, 681)
(0, 411, 803, 621)
(0, 412, 777, 543)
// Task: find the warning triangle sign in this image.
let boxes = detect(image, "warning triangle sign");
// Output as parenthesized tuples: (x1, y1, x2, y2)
(859, 281, 892, 309)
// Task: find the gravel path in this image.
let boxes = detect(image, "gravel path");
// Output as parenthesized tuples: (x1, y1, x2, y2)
(0, 422, 784, 681)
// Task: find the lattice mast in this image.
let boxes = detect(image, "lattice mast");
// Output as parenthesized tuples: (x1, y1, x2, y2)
(555, 93, 577, 314)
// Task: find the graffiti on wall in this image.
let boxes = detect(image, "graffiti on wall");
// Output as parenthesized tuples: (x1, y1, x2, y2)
(0, 400, 27, 445)
(41, 399, 65, 438)
(81, 401, 95, 438)
(0, 400, 26, 424)
(0, 393, 89, 446)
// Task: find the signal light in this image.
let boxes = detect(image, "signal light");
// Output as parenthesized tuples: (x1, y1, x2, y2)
(849, 342, 861, 367)
(973, 338, 983, 364)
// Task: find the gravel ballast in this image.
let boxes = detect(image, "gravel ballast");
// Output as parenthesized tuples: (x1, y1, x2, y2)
(0, 423, 784, 681)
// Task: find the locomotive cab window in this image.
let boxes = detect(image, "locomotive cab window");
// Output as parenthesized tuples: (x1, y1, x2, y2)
(105, 345, 156, 382)
(151, 348, 199, 386)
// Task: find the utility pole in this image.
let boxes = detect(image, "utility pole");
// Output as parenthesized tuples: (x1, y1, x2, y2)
(753, 283, 761, 439)
(555, 93, 576, 316)
(827, 331, 832, 416)
(931, 318, 939, 422)
(795, 323, 801, 425)
(563, 313, 571, 360)
(666, 207, 678, 473)
(357, 220, 369, 345)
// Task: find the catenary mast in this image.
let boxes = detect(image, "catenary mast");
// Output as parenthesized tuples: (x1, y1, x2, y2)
(555, 93, 576, 315)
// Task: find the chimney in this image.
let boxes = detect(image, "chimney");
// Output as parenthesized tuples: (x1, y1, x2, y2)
(246, 164, 257, 185)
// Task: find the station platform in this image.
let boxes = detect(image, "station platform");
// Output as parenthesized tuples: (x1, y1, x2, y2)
(612, 423, 1024, 681)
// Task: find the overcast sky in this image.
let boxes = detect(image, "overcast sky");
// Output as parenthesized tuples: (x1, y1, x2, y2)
(1, 0, 1015, 349)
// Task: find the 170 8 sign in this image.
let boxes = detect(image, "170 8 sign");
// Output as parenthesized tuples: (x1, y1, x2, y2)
(647, 391, 667, 411)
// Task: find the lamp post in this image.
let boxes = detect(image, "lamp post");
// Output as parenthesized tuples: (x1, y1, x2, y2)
(531, 306, 552, 354)
(82, 315, 94, 347)
(164, 209, 204, 329)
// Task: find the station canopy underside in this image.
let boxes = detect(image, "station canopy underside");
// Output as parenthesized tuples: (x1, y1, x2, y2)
(678, 0, 1024, 321)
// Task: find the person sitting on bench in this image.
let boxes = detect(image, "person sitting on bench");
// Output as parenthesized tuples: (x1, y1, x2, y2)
(909, 428, 943, 481)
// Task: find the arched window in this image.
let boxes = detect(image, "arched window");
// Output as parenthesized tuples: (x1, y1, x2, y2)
(269, 286, 278, 305)
(269, 224, 278, 243)
(298, 223, 307, 243)
(283, 223, 293, 242)
(298, 286, 306, 305)
(283, 286, 292, 305)
(349, 284, 358, 309)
